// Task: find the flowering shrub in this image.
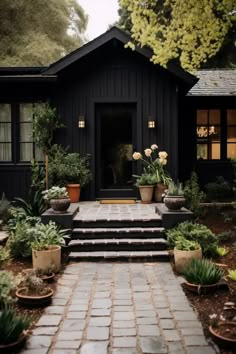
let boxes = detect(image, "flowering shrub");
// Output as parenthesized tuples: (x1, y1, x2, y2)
(42, 186, 68, 201)
(132, 144, 172, 185)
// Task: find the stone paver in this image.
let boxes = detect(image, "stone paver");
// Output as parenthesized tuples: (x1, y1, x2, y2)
(20, 262, 218, 354)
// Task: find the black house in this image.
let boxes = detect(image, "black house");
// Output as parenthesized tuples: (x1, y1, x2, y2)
(0, 27, 235, 200)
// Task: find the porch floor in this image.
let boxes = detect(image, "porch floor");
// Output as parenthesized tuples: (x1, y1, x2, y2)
(74, 201, 161, 222)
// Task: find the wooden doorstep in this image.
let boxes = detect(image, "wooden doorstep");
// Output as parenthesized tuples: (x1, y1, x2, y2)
(99, 199, 136, 204)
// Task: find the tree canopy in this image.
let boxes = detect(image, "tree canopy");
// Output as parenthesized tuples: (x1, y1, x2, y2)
(119, 0, 236, 71)
(0, 0, 88, 66)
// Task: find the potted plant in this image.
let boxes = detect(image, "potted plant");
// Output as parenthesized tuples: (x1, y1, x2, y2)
(135, 173, 158, 203)
(42, 186, 70, 213)
(174, 238, 202, 273)
(132, 144, 172, 202)
(0, 307, 30, 352)
(183, 258, 224, 294)
(16, 269, 53, 306)
(30, 221, 65, 273)
(22, 266, 55, 283)
(209, 311, 236, 350)
(164, 180, 186, 210)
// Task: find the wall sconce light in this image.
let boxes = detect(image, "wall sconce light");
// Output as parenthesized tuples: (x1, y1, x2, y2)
(78, 115, 85, 128)
(148, 118, 156, 129)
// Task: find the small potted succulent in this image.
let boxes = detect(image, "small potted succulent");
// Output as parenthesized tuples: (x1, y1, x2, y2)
(42, 186, 70, 213)
(164, 180, 186, 210)
(16, 269, 54, 306)
(0, 307, 30, 351)
(173, 238, 202, 273)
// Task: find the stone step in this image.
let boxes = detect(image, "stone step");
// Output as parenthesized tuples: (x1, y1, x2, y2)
(73, 218, 162, 229)
(68, 250, 169, 261)
(72, 227, 165, 239)
(69, 238, 167, 252)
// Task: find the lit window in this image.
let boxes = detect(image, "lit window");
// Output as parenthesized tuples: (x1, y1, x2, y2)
(0, 104, 12, 161)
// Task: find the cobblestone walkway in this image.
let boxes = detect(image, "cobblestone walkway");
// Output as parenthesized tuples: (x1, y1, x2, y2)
(21, 262, 218, 354)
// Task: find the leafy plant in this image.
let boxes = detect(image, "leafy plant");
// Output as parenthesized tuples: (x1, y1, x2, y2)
(31, 159, 46, 192)
(217, 230, 234, 242)
(175, 239, 200, 251)
(0, 193, 10, 223)
(22, 269, 50, 296)
(0, 247, 10, 269)
(30, 221, 65, 251)
(215, 247, 229, 257)
(166, 221, 218, 256)
(135, 173, 158, 186)
(14, 189, 46, 217)
(0, 271, 22, 307)
(227, 269, 236, 281)
(166, 180, 184, 196)
(42, 186, 69, 201)
(184, 172, 206, 218)
(183, 258, 224, 285)
(0, 306, 30, 344)
(205, 176, 233, 201)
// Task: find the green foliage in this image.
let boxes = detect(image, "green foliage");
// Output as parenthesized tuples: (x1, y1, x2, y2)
(0, 306, 30, 344)
(30, 221, 65, 251)
(166, 221, 218, 256)
(135, 173, 158, 186)
(205, 176, 233, 201)
(175, 239, 200, 251)
(23, 269, 50, 296)
(42, 186, 69, 201)
(167, 181, 184, 196)
(184, 172, 206, 218)
(33, 102, 63, 154)
(228, 269, 236, 281)
(31, 159, 46, 192)
(14, 191, 46, 217)
(0, 193, 10, 221)
(0, 0, 88, 66)
(0, 247, 10, 269)
(0, 271, 22, 307)
(215, 247, 229, 257)
(48, 146, 92, 187)
(120, 0, 236, 71)
(183, 258, 224, 285)
(217, 230, 234, 242)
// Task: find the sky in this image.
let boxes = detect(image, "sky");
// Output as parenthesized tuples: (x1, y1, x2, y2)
(78, 0, 119, 40)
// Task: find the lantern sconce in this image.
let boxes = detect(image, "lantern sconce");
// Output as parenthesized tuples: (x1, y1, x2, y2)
(78, 115, 85, 128)
(148, 117, 156, 129)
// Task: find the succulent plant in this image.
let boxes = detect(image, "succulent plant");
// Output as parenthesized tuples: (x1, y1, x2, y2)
(183, 258, 224, 285)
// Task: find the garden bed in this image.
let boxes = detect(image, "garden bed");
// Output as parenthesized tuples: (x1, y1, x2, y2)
(181, 211, 236, 354)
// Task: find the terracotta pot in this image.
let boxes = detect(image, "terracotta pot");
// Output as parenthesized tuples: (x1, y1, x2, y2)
(164, 195, 186, 210)
(184, 281, 226, 295)
(32, 245, 61, 273)
(139, 185, 154, 204)
(16, 287, 53, 307)
(209, 322, 236, 350)
(66, 184, 81, 202)
(0, 330, 29, 353)
(41, 272, 55, 282)
(49, 197, 70, 213)
(154, 183, 167, 202)
(174, 247, 202, 274)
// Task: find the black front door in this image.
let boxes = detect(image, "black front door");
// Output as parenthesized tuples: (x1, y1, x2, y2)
(96, 103, 137, 199)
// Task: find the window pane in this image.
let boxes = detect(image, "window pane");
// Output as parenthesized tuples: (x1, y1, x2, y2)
(209, 110, 220, 124)
(20, 122, 33, 142)
(227, 127, 236, 142)
(197, 144, 207, 159)
(0, 123, 11, 141)
(20, 143, 33, 161)
(211, 126, 221, 142)
(20, 104, 33, 122)
(197, 110, 207, 125)
(0, 104, 11, 122)
(0, 143, 11, 161)
(227, 144, 236, 158)
(35, 147, 44, 161)
(227, 110, 236, 125)
(210, 143, 220, 159)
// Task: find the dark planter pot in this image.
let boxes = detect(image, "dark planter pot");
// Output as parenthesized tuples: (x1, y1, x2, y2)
(164, 195, 186, 210)
(209, 322, 236, 350)
(0, 331, 28, 353)
(184, 281, 222, 295)
(16, 287, 53, 307)
(49, 197, 70, 213)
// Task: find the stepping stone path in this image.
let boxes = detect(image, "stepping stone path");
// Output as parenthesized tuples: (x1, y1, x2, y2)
(21, 262, 218, 354)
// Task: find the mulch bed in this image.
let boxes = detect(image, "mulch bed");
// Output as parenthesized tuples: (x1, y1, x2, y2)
(179, 210, 236, 354)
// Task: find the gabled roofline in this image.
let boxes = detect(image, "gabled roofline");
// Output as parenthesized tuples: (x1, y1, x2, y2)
(0, 67, 47, 75)
(43, 26, 197, 87)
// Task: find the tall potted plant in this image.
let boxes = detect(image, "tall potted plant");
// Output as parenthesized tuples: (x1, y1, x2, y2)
(135, 173, 158, 203)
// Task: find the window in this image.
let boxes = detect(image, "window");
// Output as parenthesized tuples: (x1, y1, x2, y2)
(0, 104, 12, 161)
(0, 103, 44, 163)
(227, 110, 236, 159)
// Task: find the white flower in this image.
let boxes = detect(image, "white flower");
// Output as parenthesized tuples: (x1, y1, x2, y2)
(209, 314, 217, 320)
(133, 152, 142, 160)
(160, 158, 167, 165)
(144, 148, 152, 157)
(159, 151, 168, 159)
(151, 144, 158, 150)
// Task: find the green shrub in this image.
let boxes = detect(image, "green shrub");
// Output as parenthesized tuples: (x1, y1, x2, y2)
(0, 306, 30, 344)
(205, 176, 233, 201)
(183, 258, 224, 285)
(0, 193, 11, 223)
(217, 230, 234, 242)
(0, 247, 10, 269)
(175, 239, 200, 251)
(184, 172, 206, 218)
(30, 221, 65, 251)
(166, 221, 218, 256)
(14, 189, 46, 217)
(0, 271, 22, 307)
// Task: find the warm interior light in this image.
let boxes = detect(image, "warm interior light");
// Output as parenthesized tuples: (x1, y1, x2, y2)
(148, 120, 155, 128)
(78, 116, 85, 128)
